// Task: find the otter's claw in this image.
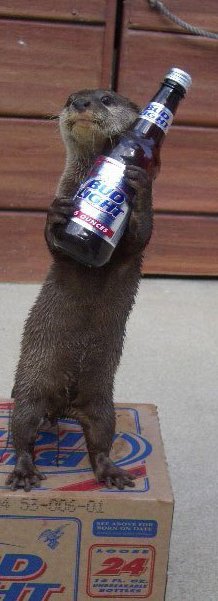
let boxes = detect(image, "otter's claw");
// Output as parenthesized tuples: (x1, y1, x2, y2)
(6, 456, 46, 492)
(96, 457, 136, 490)
(6, 468, 46, 492)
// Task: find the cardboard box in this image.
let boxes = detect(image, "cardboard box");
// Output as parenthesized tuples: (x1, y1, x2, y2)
(0, 399, 173, 600)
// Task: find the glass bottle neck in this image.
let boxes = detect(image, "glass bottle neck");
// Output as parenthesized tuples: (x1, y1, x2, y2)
(133, 81, 185, 142)
(151, 81, 184, 112)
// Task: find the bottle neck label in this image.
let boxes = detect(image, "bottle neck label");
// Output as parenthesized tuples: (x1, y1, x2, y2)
(140, 102, 173, 133)
(68, 156, 133, 247)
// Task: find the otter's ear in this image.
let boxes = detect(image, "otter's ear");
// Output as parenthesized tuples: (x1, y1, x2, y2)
(64, 94, 75, 109)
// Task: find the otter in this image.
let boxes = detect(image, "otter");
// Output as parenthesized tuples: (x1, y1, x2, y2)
(7, 89, 155, 492)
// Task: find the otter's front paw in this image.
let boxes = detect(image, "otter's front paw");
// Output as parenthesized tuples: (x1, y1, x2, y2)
(6, 455, 46, 492)
(96, 455, 135, 490)
(45, 198, 72, 253)
(125, 164, 149, 194)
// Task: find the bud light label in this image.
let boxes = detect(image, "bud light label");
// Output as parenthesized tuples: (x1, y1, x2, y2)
(68, 157, 134, 247)
(140, 102, 173, 133)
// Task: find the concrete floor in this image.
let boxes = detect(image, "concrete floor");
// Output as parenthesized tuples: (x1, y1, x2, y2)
(0, 278, 218, 600)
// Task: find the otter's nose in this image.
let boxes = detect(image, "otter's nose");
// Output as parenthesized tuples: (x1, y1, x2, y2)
(72, 98, 91, 112)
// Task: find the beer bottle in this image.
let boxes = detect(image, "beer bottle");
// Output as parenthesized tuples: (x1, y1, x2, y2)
(53, 67, 192, 267)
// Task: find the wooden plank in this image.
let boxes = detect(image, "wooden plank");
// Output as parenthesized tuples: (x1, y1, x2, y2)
(101, 0, 117, 88)
(0, 119, 64, 210)
(0, 212, 218, 281)
(127, 0, 218, 33)
(0, 212, 50, 282)
(0, 1, 107, 22)
(0, 20, 105, 116)
(143, 214, 218, 276)
(117, 29, 218, 126)
(153, 126, 218, 213)
(0, 119, 217, 214)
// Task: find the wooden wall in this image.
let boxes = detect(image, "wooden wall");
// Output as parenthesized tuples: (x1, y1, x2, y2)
(117, 0, 218, 275)
(0, 0, 217, 280)
(0, 0, 117, 281)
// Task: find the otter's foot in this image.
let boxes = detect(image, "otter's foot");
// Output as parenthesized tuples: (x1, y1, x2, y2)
(6, 454, 46, 492)
(96, 454, 135, 490)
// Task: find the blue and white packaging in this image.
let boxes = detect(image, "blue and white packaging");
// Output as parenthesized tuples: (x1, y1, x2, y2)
(0, 400, 173, 600)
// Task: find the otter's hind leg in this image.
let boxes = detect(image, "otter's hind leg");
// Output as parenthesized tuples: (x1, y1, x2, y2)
(77, 370, 135, 490)
(6, 397, 46, 492)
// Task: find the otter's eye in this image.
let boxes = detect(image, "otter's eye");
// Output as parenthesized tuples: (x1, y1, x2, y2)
(101, 96, 114, 106)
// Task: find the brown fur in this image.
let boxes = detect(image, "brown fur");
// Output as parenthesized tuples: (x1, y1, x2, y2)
(7, 89, 154, 491)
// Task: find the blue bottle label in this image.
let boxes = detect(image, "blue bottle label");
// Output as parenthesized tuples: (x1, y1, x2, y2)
(140, 102, 173, 133)
(69, 157, 133, 247)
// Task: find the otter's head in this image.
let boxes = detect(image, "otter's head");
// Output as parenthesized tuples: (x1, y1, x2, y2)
(59, 89, 139, 153)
